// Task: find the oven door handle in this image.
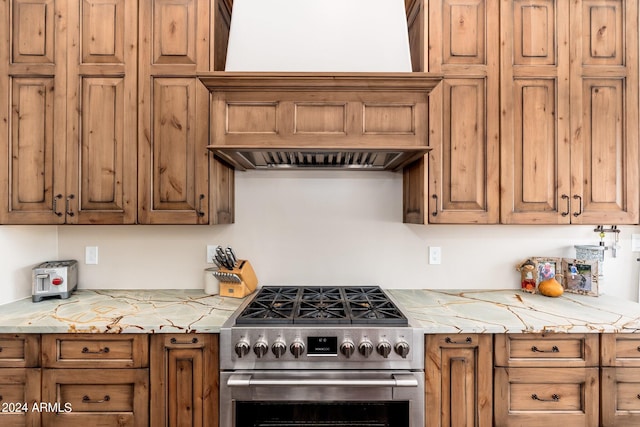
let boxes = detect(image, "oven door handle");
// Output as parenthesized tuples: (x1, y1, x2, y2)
(227, 374, 419, 388)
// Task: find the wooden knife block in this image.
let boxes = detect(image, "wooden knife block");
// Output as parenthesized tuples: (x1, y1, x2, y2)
(219, 260, 258, 298)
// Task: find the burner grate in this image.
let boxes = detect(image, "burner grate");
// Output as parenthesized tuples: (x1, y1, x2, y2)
(234, 286, 408, 325)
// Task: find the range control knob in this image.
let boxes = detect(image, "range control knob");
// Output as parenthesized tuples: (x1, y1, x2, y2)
(394, 341, 410, 358)
(272, 339, 287, 358)
(234, 339, 250, 358)
(340, 339, 355, 358)
(290, 339, 305, 359)
(253, 339, 269, 358)
(376, 340, 392, 358)
(358, 339, 374, 358)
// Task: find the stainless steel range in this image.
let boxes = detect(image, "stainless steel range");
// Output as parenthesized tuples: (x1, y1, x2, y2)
(220, 286, 424, 426)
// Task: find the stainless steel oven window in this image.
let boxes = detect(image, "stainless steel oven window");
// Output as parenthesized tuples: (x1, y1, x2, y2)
(220, 371, 424, 427)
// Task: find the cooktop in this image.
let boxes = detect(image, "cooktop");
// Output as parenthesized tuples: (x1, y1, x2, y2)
(234, 286, 408, 326)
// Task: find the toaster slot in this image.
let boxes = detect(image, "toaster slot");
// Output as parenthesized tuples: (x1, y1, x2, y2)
(35, 273, 49, 292)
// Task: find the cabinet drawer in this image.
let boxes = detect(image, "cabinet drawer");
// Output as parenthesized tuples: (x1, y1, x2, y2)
(42, 368, 148, 427)
(601, 367, 640, 426)
(0, 334, 40, 368)
(494, 367, 599, 427)
(494, 333, 598, 367)
(0, 368, 41, 427)
(42, 334, 148, 368)
(601, 334, 640, 367)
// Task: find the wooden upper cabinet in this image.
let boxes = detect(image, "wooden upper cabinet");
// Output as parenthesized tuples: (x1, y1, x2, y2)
(0, 0, 68, 224)
(404, 0, 500, 224)
(501, 0, 639, 224)
(0, 0, 137, 224)
(66, 0, 138, 224)
(138, 0, 234, 224)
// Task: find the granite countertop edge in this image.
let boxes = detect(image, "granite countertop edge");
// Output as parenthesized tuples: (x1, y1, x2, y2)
(0, 288, 639, 334)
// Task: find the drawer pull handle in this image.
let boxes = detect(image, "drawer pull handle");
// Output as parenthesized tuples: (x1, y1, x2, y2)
(170, 337, 199, 345)
(637, 394, 640, 399)
(81, 346, 110, 354)
(431, 194, 438, 217)
(532, 393, 560, 402)
(636, 346, 640, 352)
(82, 395, 110, 404)
(531, 345, 559, 353)
(445, 337, 472, 344)
(0, 395, 3, 401)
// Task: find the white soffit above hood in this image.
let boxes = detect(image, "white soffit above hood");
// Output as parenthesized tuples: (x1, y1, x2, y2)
(225, 0, 412, 72)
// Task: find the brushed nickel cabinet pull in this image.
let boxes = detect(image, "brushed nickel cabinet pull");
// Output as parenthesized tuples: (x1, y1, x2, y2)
(170, 337, 198, 345)
(81, 346, 110, 354)
(573, 194, 583, 217)
(531, 345, 559, 353)
(197, 194, 205, 217)
(445, 336, 472, 344)
(66, 194, 75, 217)
(431, 194, 438, 217)
(532, 393, 559, 402)
(561, 194, 570, 216)
(82, 395, 110, 403)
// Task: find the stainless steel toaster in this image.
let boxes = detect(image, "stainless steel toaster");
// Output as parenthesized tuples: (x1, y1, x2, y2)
(32, 260, 78, 302)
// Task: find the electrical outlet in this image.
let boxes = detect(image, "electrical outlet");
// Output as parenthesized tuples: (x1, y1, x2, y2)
(428, 246, 442, 265)
(85, 246, 98, 265)
(207, 245, 219, 264)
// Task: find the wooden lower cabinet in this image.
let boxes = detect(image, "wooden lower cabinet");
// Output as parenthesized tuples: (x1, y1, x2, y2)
(40, 334, 149, 427)
(425, 334, 493, 427)
(600, 334, 640, 426)
(0, 368, 41, 427)
(150, 334, 219, 427)
(494, 333, 599, 427)
(494, 366, 599, 427)
(0, 334, 41, 427)
(41, 368, 148, 427)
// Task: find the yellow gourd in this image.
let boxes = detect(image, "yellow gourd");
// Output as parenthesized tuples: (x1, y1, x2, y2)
(538, 277, 564, 297)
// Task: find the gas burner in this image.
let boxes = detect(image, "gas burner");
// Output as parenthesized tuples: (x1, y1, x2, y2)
(234, 286, 408, 326)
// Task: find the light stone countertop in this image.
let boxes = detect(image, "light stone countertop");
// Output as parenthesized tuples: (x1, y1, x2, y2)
(0, 288, 639, 334)
(0, 289, 245, 334)
(388, 289, 640, 334)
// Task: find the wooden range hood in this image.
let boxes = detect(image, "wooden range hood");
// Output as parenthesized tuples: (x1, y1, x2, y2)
(199, 72, 441, 171)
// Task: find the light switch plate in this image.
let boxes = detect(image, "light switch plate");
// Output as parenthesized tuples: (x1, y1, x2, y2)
(632, 234, 640, 251)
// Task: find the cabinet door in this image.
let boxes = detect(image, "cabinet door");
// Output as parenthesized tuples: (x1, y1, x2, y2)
(0, 368, 41, 427)
(494, 367, 599, 427)
(601, 367, 640, 426)
(569, 0, 639, 224)
(150, 334, 219, 427)
(41, 368, 149, 427)
(501, 0, 572, 224)
(502, 0, 638, 224)
(65, 0, 137, 224)
(425, 334, 493, 427)
(0, 0, 67, 224)
(426, 0, 500, 224)
(138, 0, 234, 224)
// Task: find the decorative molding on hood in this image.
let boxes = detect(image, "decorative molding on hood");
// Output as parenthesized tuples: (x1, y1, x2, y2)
(200, 72, 442, 171)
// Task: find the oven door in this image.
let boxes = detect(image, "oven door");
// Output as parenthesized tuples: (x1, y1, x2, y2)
(220, 370, 424, 427)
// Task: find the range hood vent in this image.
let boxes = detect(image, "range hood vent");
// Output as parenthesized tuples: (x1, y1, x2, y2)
(200, 72, 441, 171)
(216, 148, 428, 171)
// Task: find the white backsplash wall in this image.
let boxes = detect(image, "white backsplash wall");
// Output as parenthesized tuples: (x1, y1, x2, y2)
(55, 170, 640, 301)
(1, 226, 58, 305)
